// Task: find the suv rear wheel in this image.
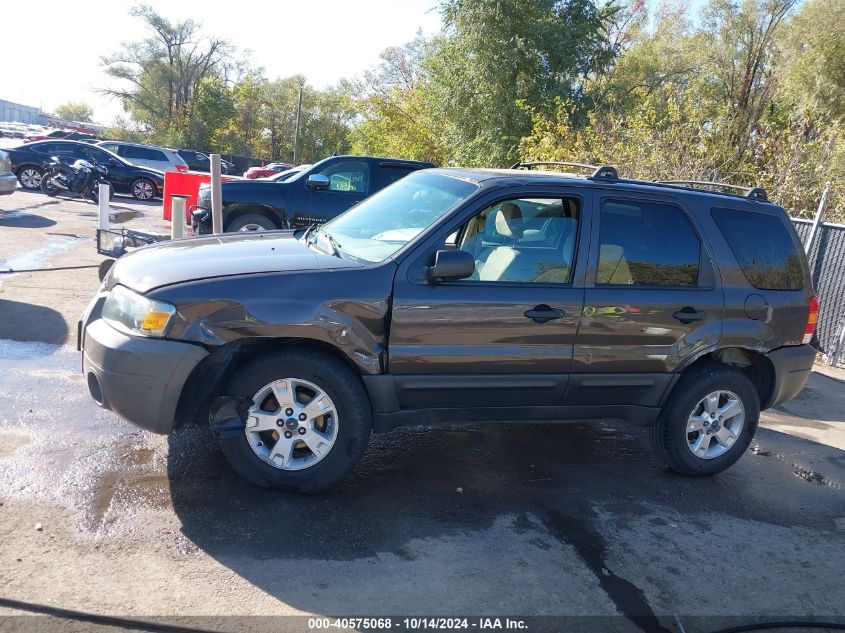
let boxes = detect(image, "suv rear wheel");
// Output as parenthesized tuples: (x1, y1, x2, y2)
(216, 349, 372, 493)
(654, 363, 759, 476)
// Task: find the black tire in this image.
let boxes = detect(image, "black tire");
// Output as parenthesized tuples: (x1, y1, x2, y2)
(226, 213, 280, 232)
(130, 177, 156, 201)
(653, 363, 759, 476)
(17, 166, 43, 190)
(40, 172, 59, 196)
(217, 348, 372, 493)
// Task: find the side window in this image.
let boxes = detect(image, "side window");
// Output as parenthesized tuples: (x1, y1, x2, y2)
(53, 143, 80, 159)
(450, 197, 580, 283)
(597, 199, 701, 287)
(316, 160, 370, 193)
(122, 145, 162, 161)
(100, 143, 119, 153)
(32, 143, 57, 154)
(711, 208, 804, 290)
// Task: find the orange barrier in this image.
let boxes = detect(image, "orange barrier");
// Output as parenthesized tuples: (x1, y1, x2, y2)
(162, 171, 236, 222)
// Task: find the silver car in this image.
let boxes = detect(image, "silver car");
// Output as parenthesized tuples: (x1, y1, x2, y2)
(0, 150, 16, 196)
(96, 141, 188, 173)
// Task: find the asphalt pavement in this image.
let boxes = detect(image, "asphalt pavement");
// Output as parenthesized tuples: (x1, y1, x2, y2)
(0, 187, 843, 633)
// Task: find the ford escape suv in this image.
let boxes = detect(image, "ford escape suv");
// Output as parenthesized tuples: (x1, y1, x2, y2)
(80, 163, 818, 493)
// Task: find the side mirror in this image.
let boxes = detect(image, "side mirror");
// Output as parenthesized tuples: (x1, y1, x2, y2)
(427, 249, 475, 283)
(307, 174, 330, 190)
(108, 158, 119, 167)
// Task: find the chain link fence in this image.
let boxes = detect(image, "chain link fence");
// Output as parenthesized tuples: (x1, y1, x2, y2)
(792, 217, 845, 366)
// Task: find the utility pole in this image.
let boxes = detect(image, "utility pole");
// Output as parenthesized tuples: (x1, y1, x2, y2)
(293, 85, 303, 165)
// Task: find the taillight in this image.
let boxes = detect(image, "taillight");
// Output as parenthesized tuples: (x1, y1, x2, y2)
(176, 164, 188, 172)
(803, 296, 819, 344)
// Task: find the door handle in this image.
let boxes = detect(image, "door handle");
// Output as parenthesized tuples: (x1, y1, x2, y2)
(673, 307, 707, 324)
(524, 305, 565, 323)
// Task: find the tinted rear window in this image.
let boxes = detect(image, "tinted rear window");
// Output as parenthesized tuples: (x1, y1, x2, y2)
(123, 145, 166, 161)
(597, 199, 702, 286)
(711, 208, 804, 290)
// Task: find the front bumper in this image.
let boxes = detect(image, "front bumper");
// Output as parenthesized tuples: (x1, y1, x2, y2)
(764, 344, 816, 408)
(82, 318, 209, 434)
(0, 172, 17, 195)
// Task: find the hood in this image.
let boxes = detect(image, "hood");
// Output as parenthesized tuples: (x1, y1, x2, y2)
(109, 231, 361, 293)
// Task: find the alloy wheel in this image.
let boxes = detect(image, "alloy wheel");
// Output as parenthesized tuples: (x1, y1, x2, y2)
(244, 378, 338, 470)
(20, 168, 42, 189)
(133, 180, 154, 200)
(686, 390, 745, 460)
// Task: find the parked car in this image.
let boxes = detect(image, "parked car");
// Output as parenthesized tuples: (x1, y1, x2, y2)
(0, 150, 16, 196)
(24, 130, 98, 143)
(243, 162, 292, 179)
(80, 164, 818, 493)
(5, 140, 165, 200)
(176, 149, 233, 174)
(193, 155, 435, 233)
(266, 164, 310, 181)
(97, 141, 188, 173)
(0, 127, 24, 139)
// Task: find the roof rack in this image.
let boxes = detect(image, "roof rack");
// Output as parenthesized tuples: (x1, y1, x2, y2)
(510, 161, 619, 182)
(656, 180, 769, 202)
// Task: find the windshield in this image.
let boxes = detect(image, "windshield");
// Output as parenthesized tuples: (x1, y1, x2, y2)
(316, 171, 477, 263)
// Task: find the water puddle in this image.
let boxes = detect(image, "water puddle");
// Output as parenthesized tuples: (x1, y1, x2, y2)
(751, 444, 841, 488)
(110, 210, 144, 223)
(91, 471, 171, 527)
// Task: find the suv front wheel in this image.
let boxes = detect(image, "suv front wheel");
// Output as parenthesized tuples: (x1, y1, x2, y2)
(654, 363, 759, 476)
(226, 213, 280, 232)
(217, 349, 372, 493)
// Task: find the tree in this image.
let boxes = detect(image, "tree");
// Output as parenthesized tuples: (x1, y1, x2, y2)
(101, 3, 233, 145)
(350, 36, 448, 163)
(777, 0, 845, 122)
(426, 0, 620, 166)
(54, 101, 95, 122)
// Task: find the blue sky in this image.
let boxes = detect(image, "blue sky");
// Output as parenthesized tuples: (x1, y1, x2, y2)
(0, 0, 442, 124)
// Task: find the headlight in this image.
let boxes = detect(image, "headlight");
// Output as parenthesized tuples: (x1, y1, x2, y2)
(102, 285, 176, 338)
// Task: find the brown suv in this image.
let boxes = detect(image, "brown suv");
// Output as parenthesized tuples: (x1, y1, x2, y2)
(80, 163, 818, 492)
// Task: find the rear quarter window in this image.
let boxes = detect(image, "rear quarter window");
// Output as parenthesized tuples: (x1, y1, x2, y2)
(711, 207, 804, 290)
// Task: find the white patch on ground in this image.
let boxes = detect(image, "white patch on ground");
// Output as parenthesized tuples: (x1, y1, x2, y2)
(0, 236, 87, 275)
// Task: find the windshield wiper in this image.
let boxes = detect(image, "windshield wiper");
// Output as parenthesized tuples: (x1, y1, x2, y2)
(306, 226, 343, 258)
(321, 229, 343, 258)
(301, 222, 318, 244)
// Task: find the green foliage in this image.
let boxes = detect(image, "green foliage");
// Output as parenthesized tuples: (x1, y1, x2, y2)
(777, 0, 845, 121)
(102, 0, 845, 223)
(519, 0, 845, 222)
(101, 3, 354, 163)
(54, 102, 95, 123)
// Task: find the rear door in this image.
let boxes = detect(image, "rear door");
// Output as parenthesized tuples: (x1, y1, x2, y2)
(389, 186, 589, 410)
(568, 192, 723, 407)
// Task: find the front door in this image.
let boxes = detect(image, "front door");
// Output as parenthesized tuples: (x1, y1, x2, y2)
(300, 158, 371, 227)
(389, 188, 590, 410)
(568, 193, 724, 407)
